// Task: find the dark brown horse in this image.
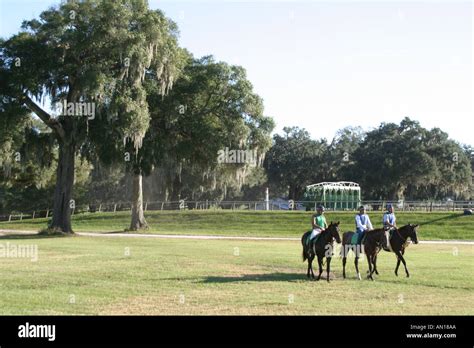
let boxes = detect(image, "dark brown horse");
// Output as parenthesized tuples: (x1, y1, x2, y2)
(383, 224, 419, 278)
(341, 224, 419, 280)
(301, 222, 342, 282)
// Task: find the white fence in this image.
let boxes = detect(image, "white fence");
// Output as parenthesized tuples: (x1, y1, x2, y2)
(1, 200, 473, 222)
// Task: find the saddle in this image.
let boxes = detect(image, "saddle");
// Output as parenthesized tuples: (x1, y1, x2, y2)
(350, 232, 366, 245)
(306, 231, 321, 246)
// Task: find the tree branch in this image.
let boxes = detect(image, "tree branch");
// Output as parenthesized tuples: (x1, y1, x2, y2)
(21, 95, 66, 140)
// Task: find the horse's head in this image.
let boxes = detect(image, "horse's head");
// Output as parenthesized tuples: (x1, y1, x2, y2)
(401, 224, 419, 244)
(328, 221, 342, 244)
(409, 224, 419, 244)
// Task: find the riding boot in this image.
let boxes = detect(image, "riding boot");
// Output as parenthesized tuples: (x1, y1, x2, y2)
(358, 231, 365, 244)
(383, 231, 390, 250)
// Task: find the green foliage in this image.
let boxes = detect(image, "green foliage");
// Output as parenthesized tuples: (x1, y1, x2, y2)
(349, 118, 472, 200)
(265, 127, 328, 199)
(266, 118, 472, 201)
(138, 55, 274, 201)
(0, 1, 186, 226)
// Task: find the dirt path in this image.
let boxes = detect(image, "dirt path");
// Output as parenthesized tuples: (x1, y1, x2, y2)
(0, 229, 473, 244)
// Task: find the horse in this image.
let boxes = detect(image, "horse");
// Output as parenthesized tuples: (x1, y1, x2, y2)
(341, 230, 366, 280)
(341, 224, 419, 280)
(383, 224, 419, 278)
(301, 222, 342, 282)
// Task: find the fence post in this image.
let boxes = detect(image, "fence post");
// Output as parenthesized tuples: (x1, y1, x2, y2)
(46, 209, 49, 218)
(254, 202, 257, 211)
(161, 202, 164, 211)
(113, 204, 117, 213)
(98, 204, 102, 213)
(8, 214, 11, 222)
(32, 211, 35, 219)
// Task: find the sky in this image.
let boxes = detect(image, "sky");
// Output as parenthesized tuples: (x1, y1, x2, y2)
(1, 0, 473, 146)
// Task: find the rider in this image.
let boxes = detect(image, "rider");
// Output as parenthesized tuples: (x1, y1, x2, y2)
(382, 203, 397, 249)
(355, 205, 373, 243)
(308, 204, 328, 245)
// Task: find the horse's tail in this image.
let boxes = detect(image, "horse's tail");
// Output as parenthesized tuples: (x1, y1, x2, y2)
(301, 231, 309, 262)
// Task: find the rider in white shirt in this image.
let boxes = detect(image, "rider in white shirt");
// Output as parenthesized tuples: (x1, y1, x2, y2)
(382, 203, 397, 249)
(355, 205, 373, 243)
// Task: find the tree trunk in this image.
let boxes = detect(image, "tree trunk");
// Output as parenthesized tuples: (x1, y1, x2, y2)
(170, 173, 182, 201)
(288, 184, 302, 201)
(50, 141, 76, 233)
(129, 172, 148, 231)
(394, 184, 406, 201)
(288, 185, 295, 201)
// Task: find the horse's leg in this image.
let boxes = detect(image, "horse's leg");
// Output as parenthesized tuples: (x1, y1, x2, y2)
(326, 256, 332, 282)
(394, 256, 401, 276)
(316, 256, 323, 281)
(369, 255, 377, 277)
(306, 252, 311, 278)
(342, 254, 347, 279)
(354, 256, 361, 280)
(373, 254, 379, 275)
(341, 243, 347, 279)
(395, 250, 409, 278)
(366, 252, 374, 280)
(308, 254, 315, 279)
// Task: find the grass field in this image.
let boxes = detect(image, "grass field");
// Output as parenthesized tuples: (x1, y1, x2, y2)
(1, 210, 473, 240)
(0, 211, 472, 315)
(0, 233, 472, 315)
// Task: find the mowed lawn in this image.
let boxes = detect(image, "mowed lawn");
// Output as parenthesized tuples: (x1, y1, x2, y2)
(1, 210, 473, 240)
(0, 234, 472, 315)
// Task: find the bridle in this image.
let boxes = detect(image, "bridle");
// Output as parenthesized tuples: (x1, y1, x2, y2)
(394, 227, 406, 242)
(394, 225, 417, 247)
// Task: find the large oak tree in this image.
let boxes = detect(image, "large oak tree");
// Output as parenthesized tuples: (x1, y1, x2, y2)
(0, 0, 181, 233)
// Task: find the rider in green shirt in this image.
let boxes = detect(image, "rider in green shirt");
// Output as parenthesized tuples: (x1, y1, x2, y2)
(308, 205, 328, 244)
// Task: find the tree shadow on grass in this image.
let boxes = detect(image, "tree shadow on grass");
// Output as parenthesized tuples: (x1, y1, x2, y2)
(372, 276, 473, 291)
(0, 232, 73, 240)
(418, 213, 464, 226)
(200, 272, 332, 283)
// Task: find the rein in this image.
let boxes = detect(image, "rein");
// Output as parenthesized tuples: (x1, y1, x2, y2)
(317, 228, 333, 245)
(393, 226, 412, 249)
(395, 226, 410, 242)
(314, 226, 337, 249)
